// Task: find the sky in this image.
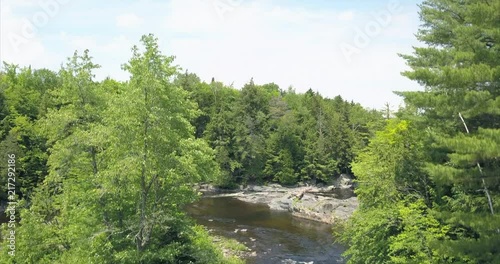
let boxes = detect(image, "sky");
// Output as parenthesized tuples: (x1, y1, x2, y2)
(1, 0, 424, 109)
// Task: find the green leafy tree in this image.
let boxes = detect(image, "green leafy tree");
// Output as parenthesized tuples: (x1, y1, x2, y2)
(1, 37, 229, 264)
(0, 65, 59, 201)
(99, 34, 220, 262)
(2, 50, 109, 264)
(343, 120, 445, 264)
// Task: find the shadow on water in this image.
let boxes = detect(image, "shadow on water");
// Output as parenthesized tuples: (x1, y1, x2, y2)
(186, 197, 346, 264)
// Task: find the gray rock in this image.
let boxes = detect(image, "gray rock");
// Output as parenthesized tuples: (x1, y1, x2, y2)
(268, 183, 282, 189)
(203, 183, 358, 224)
(269, 197, 293, 212)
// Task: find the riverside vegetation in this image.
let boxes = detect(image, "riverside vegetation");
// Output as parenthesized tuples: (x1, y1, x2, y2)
(0, 34, 380, 263)
(339, 1, 500, 263)
(0, 0, 499, 263)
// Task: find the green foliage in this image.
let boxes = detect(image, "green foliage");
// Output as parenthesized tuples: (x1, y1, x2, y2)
(0, 64, 59, 201)
(0, 31, 385, 263)
(232, 79, 270, 182)
(344, 1, 500, 263)
(196, 81, 382, 186)
(398, 0, 500, 262)
(0, 35, 236, 264)
(343, 120, 447, 264)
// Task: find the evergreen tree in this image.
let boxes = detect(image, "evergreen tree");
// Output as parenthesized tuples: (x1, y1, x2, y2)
(398, 0, 500, 262)
(203, 84, 241, 187)
(342, 1, 500, 263)
(233, 79, 269, 182)
(300, 91, 339, 183)
(264, 96, 302, 184)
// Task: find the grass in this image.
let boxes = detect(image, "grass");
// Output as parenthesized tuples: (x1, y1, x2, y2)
(211, 235, 252, 264)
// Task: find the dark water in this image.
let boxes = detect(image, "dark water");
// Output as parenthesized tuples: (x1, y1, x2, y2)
(186, 197, 346, 264)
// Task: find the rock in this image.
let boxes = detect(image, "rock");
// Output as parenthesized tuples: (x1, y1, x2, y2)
(335, 174, 354, 189)
(322, 203, 334, 212)
(269, 197, 293, 212)
(247, 185, 266, 192)
(268, 183, 282, 189)
(300, 193, 315, 202)
(293, 187, 311, 200)
(323, 185, 336, 192)
(201, 182, 358, 224)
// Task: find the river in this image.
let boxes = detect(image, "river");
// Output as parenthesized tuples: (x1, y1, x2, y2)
(186, 196, 346, 264)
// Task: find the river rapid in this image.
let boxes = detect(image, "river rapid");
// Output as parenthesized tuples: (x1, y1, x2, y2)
(186, 196, 346, 264)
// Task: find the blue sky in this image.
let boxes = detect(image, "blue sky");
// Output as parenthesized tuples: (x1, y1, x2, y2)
(1, 0, 424, 109)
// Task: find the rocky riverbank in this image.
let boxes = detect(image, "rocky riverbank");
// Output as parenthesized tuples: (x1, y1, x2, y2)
(197, 174, 358, 224)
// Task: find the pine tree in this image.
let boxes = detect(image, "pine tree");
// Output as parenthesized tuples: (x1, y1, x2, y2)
(300, 91, 339, 183)
(397, 0, 500, 262)
(264, 97, 301, 184)
(204, 84, 241, 187)
(233, 79, 269, 182)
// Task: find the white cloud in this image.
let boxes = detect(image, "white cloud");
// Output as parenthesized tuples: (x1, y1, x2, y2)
(164, 0, 220, 33)
(1, 0, 423, 109)
(162, 1, 422, 108)
(59, 32, 98, 51)
(116, 13, 143, 28)
(4, 0, 39, 8)
(337, 11, 355, 21)
(0, 2, 56, 69)
(56, 33, 134, 80)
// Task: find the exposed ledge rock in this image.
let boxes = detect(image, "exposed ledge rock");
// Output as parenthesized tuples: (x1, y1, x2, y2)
(197, 181, 358, 224)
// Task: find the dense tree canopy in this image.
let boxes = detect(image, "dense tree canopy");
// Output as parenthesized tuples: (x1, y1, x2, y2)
(5, 2, 495, 262)
(343, 0, 500, 263)
(0, 35, 238, 264)
(185, 82, 383, 187)
(0, 32, 383, 262)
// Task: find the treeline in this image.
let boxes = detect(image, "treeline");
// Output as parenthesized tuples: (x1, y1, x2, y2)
(0, 33, 383, 262)
(340, 0, 500, 263)
(175, 74, 384, 187)
(0, 35, 239, 263)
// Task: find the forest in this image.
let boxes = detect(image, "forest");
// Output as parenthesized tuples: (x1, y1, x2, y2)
(1, 0, 499, 263)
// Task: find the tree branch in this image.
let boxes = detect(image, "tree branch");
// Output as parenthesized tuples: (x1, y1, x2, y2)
(459, 112, 494, 216)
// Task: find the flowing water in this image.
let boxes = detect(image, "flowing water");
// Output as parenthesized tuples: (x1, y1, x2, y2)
(0, 193, 348, 263)
(186, 196, 346, 264)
